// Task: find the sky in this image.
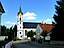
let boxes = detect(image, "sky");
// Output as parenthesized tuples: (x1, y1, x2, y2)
(0, 0, 56, 28)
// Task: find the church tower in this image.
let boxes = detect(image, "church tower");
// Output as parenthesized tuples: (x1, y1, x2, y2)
(17, 7, 24, 39)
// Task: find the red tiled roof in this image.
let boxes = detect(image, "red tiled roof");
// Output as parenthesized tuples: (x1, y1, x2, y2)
(39, 24, 53, 31)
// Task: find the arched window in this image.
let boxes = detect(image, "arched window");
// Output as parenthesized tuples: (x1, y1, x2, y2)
(20, 32, 21, 34)
(20, 18, 21, 21)
(25, 30, 27, 35)
(20, 27, 21, 28)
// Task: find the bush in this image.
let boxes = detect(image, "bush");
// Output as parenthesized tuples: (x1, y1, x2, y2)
(27, 30, 34, 38)
(0, 39, 8, 47)
(0, 41, 7, 47)
(31, 37, 36, 42)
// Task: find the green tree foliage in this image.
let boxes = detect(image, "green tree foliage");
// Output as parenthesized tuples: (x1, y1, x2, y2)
(50, 0, 64, 41)
(1, 25, 17, 41)
(27, 30, 34, 38)
(8, 25, 17, 41)
(13, 25, 17, 37)
(40, 30, 48, 41)
(1, 25, 9, 36)
(8, 27, 14, 41)
(40, 30, 48, 37)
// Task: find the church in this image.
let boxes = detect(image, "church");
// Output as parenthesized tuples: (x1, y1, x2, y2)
(17, 7, 41, 39)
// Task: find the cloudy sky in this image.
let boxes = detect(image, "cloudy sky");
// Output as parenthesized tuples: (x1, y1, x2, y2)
(0, 0, 56, 28)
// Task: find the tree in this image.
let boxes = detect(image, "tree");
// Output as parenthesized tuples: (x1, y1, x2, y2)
(1, 25, 9, 36)
(8, 27, 14, 41)
(8, 25, 17, 41)
(50, 0, 64, 41)
(40, 30, 48, 41)
(27, 30, 34, 38)
(13, 25, 17, 37)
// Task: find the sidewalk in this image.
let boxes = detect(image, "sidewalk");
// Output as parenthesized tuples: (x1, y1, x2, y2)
(13, 39, 30, 44)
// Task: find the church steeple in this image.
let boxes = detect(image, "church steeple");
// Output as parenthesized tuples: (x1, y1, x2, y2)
(19, 7, 21, 13)
(18, 7, 23, 15)
(17, 7, 24, 39)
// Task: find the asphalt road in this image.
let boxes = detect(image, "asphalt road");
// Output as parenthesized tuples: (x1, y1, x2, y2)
(13, 42, 46, 48)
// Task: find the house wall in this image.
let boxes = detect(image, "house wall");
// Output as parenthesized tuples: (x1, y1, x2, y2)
(0, 36, 8, 41)
(36, 24, 43, 39)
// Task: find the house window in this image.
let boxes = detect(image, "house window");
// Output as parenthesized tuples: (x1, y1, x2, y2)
(21, 36, 22, 37)
(20, 27, 21, 28)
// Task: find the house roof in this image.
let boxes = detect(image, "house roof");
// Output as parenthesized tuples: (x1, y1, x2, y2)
(0, 2, 5, 13)
(40, 24, 53, 31)
(23, 22, 41, 28)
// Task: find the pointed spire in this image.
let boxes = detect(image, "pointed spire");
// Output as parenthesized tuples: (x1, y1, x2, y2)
(19, 7, 21, 13)
(18, 6, 23, 15)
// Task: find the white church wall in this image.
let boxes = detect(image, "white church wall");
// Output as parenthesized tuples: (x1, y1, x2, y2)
(23, 28, 36, 37)
(23, 30, 27, 38)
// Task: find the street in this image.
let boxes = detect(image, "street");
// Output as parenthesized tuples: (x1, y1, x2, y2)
(13, 42, 46, 48)
(12, 41, 64, 48)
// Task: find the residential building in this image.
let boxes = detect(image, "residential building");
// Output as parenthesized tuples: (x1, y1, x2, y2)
(0, 2, 5, 35)
(36, 24, 53, 40)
